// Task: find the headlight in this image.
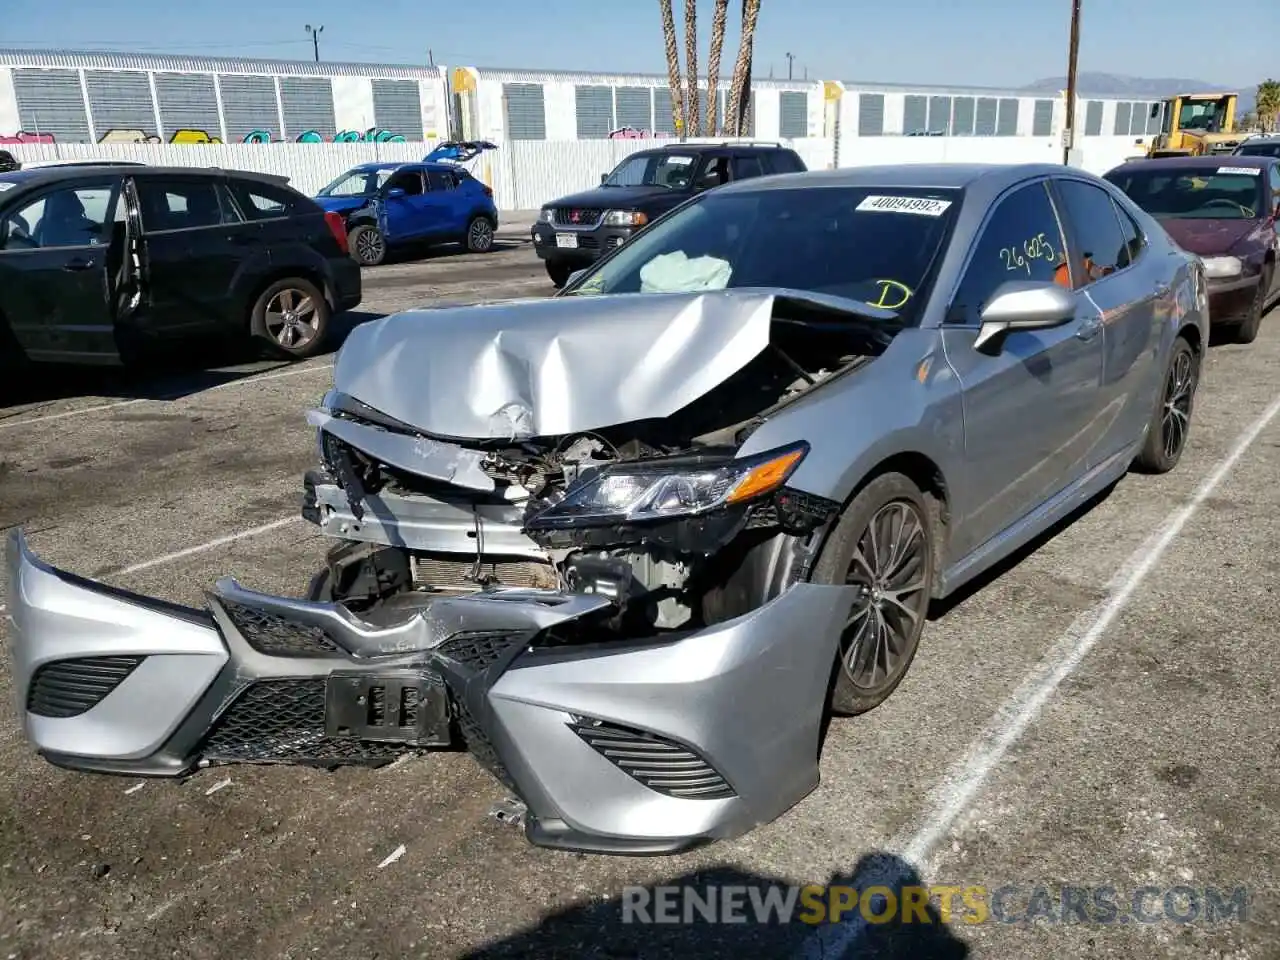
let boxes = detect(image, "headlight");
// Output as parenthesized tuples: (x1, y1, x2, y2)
(1201, 255, 1243, 279)
(525, 443, 808, 528)
(602, 209, 648, 227)
(538, 208, 555, 223)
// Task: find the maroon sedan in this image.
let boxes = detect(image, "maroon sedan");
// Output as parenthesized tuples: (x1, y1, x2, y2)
(1104, 155, 1280, 344)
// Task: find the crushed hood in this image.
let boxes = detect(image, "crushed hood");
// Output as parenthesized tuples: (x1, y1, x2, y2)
(331, 289, 890, 441)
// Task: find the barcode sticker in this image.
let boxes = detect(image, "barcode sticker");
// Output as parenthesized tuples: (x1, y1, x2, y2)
(856, 195, 953, 216)
(1218, 166, 1261, 175)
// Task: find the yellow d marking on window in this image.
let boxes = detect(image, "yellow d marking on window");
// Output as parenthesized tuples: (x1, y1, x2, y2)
(869, 279, 912, 310)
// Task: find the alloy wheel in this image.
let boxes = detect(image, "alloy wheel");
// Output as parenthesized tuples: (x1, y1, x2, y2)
(841, 500, 929, 690)
(356, 228, 384, 264)
(469, 218, 494, 252)
(264, 288, 319, 350)
(1161, 349, 1194, 461)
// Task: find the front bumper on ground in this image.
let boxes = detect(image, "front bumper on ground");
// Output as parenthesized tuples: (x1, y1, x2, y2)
(530, 222, 636, 264)
(4, 528, 856, 855)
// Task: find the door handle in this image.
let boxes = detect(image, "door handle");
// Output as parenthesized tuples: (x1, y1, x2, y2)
(1075, 314, 1102, 341)
(227, 233, 256, 245)
(62, 257, 95, 271)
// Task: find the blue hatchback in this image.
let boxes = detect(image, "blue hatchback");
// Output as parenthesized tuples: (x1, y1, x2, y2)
(314, 160, 499, 266)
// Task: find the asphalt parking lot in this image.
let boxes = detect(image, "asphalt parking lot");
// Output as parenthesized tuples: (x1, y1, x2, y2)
(1, 234, 1278, 960)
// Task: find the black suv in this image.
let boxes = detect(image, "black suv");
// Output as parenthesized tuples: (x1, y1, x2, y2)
(0, 164, 361, 367)
(1234, 135, 1280, 159)
(531, 141, 807, 286)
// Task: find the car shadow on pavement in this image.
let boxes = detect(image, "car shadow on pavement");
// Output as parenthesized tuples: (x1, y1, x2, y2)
(459, 853, 971, 960)
(373, 237, 528, 266)
(0, 309, 384, 410)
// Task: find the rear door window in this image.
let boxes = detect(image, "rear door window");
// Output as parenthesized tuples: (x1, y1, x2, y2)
(1053, 179, 1129, 286)
(1, 181, 121, 250)
(732, 154, 765, 180)
(136, 177, 239, 232)
(229, 180, 303, 221)
(694, 155, 730, 189)
(1112, 199, 1144, 270)
(766, 150, 806, 174)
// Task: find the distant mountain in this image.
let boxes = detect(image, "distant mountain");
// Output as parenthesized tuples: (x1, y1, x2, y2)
(1022, 72, 1257, 115)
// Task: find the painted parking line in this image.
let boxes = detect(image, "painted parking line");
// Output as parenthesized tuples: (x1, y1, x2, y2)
(798, 390, 1280, 960)
(113, 515, 302, 578)
(0, 361, 334, 432)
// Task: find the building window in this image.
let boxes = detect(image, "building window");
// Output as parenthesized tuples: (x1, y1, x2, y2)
(975, 97, 998, 136)
(1032, 99, 1054, 137)
(504, 83, 546, 140)
(1145, 101, 1164, 135)
(928, 96, 952, 135)
(614, 86, 652, 131)
(952, 97, 975, 136)
(996, 98, 1019, 136)
(11, 68, 91, 142)
(779, 90, 808, 138)
(155, 72, 221, 141)
(903, 95, 928, 135)
(217, 74, 277, 142)
(858, 93, 884, 136)
(85, 70, 155, 141)
(1113, 101, 1132, 135)
(370, 79, 422, 139)
(280, 77, 336, 140)
(1084, 100, 1103, 136)
(575, 85, 614, 138)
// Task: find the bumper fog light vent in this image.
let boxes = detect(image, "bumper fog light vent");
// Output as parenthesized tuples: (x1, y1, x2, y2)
(567, 716, 736, 800)
(219, 599, 342, 657)
(27, 655, 145, 718)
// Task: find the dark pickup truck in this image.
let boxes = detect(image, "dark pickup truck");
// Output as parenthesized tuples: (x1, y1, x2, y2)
(531, 141, 807, 286)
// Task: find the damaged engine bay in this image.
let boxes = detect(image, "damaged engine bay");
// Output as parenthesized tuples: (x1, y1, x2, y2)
(310, 294, 898, 638)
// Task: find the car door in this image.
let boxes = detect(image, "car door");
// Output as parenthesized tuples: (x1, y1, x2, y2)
(0, 175, 124, 363)
(132, 174, 251, 338)
(1269, 164, 1280, 299)
(425, 167, 471, 238)
(1050, 176, 1162, 467)
(380, 167, 438, 242)
(939, 178, 1105, 560)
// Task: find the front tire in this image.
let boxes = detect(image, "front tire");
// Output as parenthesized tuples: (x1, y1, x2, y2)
(545, 260, 571, 288)
(465, 215, 495, 253)
(348, 224, 387, 266)
(251, 277, 331, 359)
(1134, 335, 1197, 474)
(810, 472, 937, 717)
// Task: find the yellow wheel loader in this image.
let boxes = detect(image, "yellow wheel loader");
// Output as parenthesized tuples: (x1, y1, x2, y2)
(1146, 93, 1243, 157)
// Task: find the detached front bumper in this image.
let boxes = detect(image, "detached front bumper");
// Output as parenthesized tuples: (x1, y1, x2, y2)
(4, 528, 855, 855)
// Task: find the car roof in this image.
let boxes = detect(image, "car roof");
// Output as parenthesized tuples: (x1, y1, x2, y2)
(1107, 155, 1278, 174)
(0, 163, 292, 190)
(629, 141, 796, 156)
(713, 162, 1077, 196)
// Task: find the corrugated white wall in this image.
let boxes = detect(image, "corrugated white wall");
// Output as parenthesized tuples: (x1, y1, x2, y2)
(2, 135, 1149, 211)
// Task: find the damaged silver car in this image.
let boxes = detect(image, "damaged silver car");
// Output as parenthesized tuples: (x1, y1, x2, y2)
(6, 163, 1209, 855)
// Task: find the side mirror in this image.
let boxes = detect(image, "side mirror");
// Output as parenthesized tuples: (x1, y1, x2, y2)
(601, 173, 608, 184)
(973, 280, 1077, 352)
(386, 187, 406, 199)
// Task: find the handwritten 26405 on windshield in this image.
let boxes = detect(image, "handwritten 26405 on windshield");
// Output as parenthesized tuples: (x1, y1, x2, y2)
(999, 233, 1059, 274)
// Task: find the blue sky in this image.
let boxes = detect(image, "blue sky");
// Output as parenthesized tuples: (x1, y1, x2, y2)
(0, 0, 1272, 89)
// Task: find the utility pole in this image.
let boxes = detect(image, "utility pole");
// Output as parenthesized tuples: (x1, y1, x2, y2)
(1063, 0, 1081, 165)
(785, 52, 795, 80)
(306, 23, 323, 62)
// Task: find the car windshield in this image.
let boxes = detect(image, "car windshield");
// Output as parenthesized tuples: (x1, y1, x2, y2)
(1235, 142, 1280, 158)
(317, 169, 395, 197)
(1105, 167, 1267, 220)
(602, 152, 700, 189)
(564, 185, 961, 325)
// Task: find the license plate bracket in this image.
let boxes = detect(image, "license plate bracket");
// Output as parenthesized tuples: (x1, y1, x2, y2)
(324, 670, 452, 746)
(555, 232, 579, 249)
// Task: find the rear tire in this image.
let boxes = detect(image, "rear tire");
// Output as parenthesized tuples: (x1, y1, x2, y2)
(1233, 267, 1270, 345)
(465, 215, 495, 253)
(545, 260, 571, 288)
(251, 277, 331, 359)
(348, 224, 386, 266)
(1134, 335, 1197, 474)
(809, 472, 938, 717)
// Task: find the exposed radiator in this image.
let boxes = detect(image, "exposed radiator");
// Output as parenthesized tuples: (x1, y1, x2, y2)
(410, 552, 558, 593)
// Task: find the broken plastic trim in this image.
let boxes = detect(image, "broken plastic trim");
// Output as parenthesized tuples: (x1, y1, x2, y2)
(524, 441, 809, 531)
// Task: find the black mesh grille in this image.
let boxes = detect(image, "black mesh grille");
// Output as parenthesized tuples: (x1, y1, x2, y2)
(27, 656, 144, 718)
(453, 695, 515, 790)
(200, 679, 404, 765)
(219, 599, 342, 657)
(436, 631, 526, 672)
(552, 207, 602, 226)
(568, 717, 735, 799)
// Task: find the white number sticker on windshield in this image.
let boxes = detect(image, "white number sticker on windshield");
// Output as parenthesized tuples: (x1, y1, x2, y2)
(0, 182, 14, 192)
(1218, 166, 1261, 176)
(856, 195, 952, 216)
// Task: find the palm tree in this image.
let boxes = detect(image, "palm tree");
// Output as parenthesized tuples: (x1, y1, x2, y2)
(1256, 79, 1280, 133)
(659, 0, 686, 137)
(705, 0, 729, 135)
(684, 0, 701, 136)
(726, 0, 761, 137)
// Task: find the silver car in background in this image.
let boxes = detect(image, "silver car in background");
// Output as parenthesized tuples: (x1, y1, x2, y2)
(5, 162, 1208, 855)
